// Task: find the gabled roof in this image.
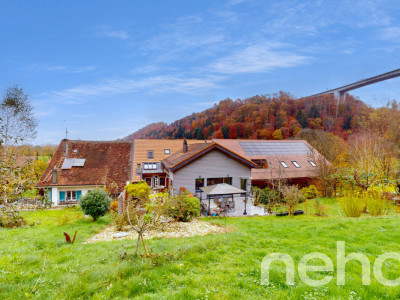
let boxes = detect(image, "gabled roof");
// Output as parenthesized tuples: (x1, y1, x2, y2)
(212, 139, 323, 180)
(131, 139, 201, 181)
(36, 139, 132, 192)
(162, 142, 257, 172)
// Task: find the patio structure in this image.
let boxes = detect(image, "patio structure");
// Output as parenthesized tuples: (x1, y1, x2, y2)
(200, 183, 266, 216)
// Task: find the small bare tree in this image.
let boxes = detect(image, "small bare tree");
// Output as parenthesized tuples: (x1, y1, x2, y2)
(125, 182, 169, 256)
(281, 185, 303, 216)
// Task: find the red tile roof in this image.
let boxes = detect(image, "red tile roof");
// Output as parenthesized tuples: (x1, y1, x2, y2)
(36, 139, 132, 192)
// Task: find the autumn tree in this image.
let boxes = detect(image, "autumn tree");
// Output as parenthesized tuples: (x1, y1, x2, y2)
(0, 86, 38, 204)
(296, 129, 346, 196)
(346, 133, 397, 191)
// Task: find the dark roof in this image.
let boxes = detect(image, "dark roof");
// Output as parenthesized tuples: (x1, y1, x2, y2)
(36, 139, 132, 192)
(213, 139, 324, 180)
(162, 142, 256, 172)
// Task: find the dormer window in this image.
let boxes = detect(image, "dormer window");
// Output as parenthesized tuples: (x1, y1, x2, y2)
(251, 159, 268, 169)
(309, 160, 317, 167)
(143, 163, 157, 170)
(164, 149, 170, 155)
(292, 161, 301, 168)
(147, 150, 154, 159)
(280, 161, 289, 168)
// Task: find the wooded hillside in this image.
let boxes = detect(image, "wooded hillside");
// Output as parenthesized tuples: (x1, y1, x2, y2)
(124, 92, 386, 141)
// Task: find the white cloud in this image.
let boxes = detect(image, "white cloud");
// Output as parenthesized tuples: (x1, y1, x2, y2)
(379, 26, 400, 40)
(209, 43, 309, 74)
(35, 75, 224, 104)
(45, 65, 67, 71)
(69, 66, 96, 73)
(25, 64, 95, 73)
(97, 27, 129, 40)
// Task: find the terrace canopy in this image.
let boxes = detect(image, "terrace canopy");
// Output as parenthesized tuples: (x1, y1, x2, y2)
(200, 183, 248, 215)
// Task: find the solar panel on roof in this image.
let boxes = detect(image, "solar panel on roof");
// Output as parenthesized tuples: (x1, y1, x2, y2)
(73, 159, 86, 167)
(239, 142, 311, 155)
(61, 158, 74, 169)
(61, 158, 86, 169)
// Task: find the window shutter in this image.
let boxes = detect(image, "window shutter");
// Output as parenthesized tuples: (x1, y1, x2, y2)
(76, 191, 82, 200)
(59, 191, 66, 202)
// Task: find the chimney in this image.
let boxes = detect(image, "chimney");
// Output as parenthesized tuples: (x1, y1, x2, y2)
(52, 169, 59, 184)
(62, 139, 68, 157)
(183, 139, 188, 153)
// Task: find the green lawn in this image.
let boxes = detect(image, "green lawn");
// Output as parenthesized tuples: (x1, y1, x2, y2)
(1, 200, 400, 299)
(37, 155, 52, 162)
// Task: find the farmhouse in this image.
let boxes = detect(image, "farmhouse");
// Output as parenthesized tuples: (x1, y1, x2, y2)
(36, 139, 133, 205)
(37, 138, 324, 205)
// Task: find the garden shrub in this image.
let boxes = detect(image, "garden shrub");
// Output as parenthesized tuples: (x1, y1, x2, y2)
(0, 205, 26, 228)
(366, 191, 391, 217)
(111, 210, 129, 231)
(301, 185, 319, 199)
(338, 191, 364, 217)
(111, 204, 138, 231)
(110, 200, 119, 212)
(281, 185, 303, 216)
(314, 198, 329, 216)
(166, 194, 200, 222)
(79, 189, 111, 221)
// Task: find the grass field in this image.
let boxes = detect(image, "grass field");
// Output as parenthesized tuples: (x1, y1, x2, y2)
(1, 200, 400, 299)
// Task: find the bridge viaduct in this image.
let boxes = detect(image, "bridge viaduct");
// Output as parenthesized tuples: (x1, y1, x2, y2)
(309, 68, 400, 103)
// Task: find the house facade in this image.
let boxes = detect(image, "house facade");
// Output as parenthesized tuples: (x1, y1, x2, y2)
(132, 139, 200, 190)
(162, 141, 256, 197)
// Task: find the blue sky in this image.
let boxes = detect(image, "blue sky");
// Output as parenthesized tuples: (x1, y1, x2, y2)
(1, 0, 399, 145)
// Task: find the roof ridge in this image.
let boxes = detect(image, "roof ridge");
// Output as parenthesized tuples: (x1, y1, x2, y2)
(68, 140, 132, 144)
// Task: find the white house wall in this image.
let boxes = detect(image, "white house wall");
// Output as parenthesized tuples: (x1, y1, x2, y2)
(171, 150, 251, 196)
(50, 185, 102, 205)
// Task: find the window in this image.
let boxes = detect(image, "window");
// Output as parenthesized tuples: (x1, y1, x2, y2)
(147, 150, 154, 159)
(164, 149, 170, 155)
(66, 191, 77, 200)
(241, 179, 247, 191)
(206, 177, 232, 186)
(160, 177, 166, 187)
(143, 163, 157, 170)
(309, 160, 317, 167)
(280, 161, 289, 168)
(195, 178, 204, 192)
(154, 176, 159, 187)
(292, 161, 301, 168)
